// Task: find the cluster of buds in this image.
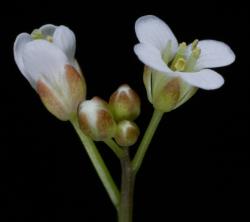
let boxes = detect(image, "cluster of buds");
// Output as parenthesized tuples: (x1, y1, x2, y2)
(78, 84, 140, 147)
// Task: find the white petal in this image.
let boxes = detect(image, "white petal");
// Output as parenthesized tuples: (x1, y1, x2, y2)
(13, 33, 32, 83)
(195, 40, 235, 70)
(79, 99, 98, 129)
(73, 59, 83, 76)
(39, 24, 57, 36)
(53, 25, 76, 63)
(22, 40, 68, 89)
(134, 43, 176, 77)
(135, 15, 178, 53)
(178, 69, 224, 90)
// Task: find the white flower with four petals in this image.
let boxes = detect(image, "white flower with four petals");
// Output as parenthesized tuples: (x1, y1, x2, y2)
(134, 15, 235, 111)
(14, 25, 86, 120)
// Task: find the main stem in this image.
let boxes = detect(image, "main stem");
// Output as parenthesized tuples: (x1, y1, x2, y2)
(118, 110, 163, 222)
(118, 148, 135, 222)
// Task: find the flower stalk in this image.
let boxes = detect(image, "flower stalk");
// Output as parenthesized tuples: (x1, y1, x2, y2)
(104, 139, 125, 159)
(70, 116, 120, 210)
(132, 110, 164, 174)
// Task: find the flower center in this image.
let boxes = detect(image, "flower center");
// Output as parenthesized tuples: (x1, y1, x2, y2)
(31, 29, 53, 42)
(163, 39, 201, 72)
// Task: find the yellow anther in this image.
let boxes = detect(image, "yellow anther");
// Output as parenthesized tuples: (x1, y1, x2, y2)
(31, 29, 44, 40)
(174, 58, 186, 71)
(46, 36, 53, 42)
(31, 29, 53, 42)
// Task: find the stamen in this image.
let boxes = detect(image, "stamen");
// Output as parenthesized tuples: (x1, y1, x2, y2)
(192, 47, 201, 59)
(192, 39, 199, 50)
(46, 36, 53, 42)
(31, 29, 53, 42)
(31, 29, 44, 40)
(185, 47, 201, 72)
(176, 42, 187, 58)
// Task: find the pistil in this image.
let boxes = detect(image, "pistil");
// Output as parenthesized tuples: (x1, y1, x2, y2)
(173, 58, 186, 71)
(170, 42, 187, 70)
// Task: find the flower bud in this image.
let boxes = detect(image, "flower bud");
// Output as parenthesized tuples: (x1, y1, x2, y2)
(78, 97, 116, 141)
(114, 120, 140, 147)
(109, 84, 141, 122)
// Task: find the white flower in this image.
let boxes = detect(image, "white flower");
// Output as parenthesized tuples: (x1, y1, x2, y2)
(134, 15, 235, 111)
(14, 24, 86, 120)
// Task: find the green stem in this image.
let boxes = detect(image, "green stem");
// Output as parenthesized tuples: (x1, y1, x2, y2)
(71, 118, 120, 211)
(132, 109, 164, 174)
(104, 139, 125, 159)
(118, 148, 135, 222)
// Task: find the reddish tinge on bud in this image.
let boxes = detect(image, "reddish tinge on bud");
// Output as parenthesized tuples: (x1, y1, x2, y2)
(114, 120, 140, 147)
(37, 65, 86, 121)
(109, 84, 141, 122)
(78, 97, 117, 141)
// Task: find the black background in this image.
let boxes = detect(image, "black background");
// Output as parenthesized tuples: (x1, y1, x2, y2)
(2, 3, 249, 222)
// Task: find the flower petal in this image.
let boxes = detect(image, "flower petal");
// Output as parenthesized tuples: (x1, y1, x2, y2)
(13, 33, 32, 83)
(178, 69, 224, 90)
(39, 24, 57, 36)
(195, 40, 235, 70)
(53, 25, 76, 63)
(134, 43, 176, 76)
(22, 40, 68, 89)
(135, 15, 178, 53)
(73, 59, 83, 76)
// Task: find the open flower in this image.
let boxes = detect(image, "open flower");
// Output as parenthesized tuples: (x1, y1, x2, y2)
(134, 15, 235, 112)
(14, 25, 86, 120)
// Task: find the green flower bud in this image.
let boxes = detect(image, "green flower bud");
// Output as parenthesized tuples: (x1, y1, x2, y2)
(109, 84, 141, 122)
(78, 97, 116, 141)
(114, 120, 140, 147)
